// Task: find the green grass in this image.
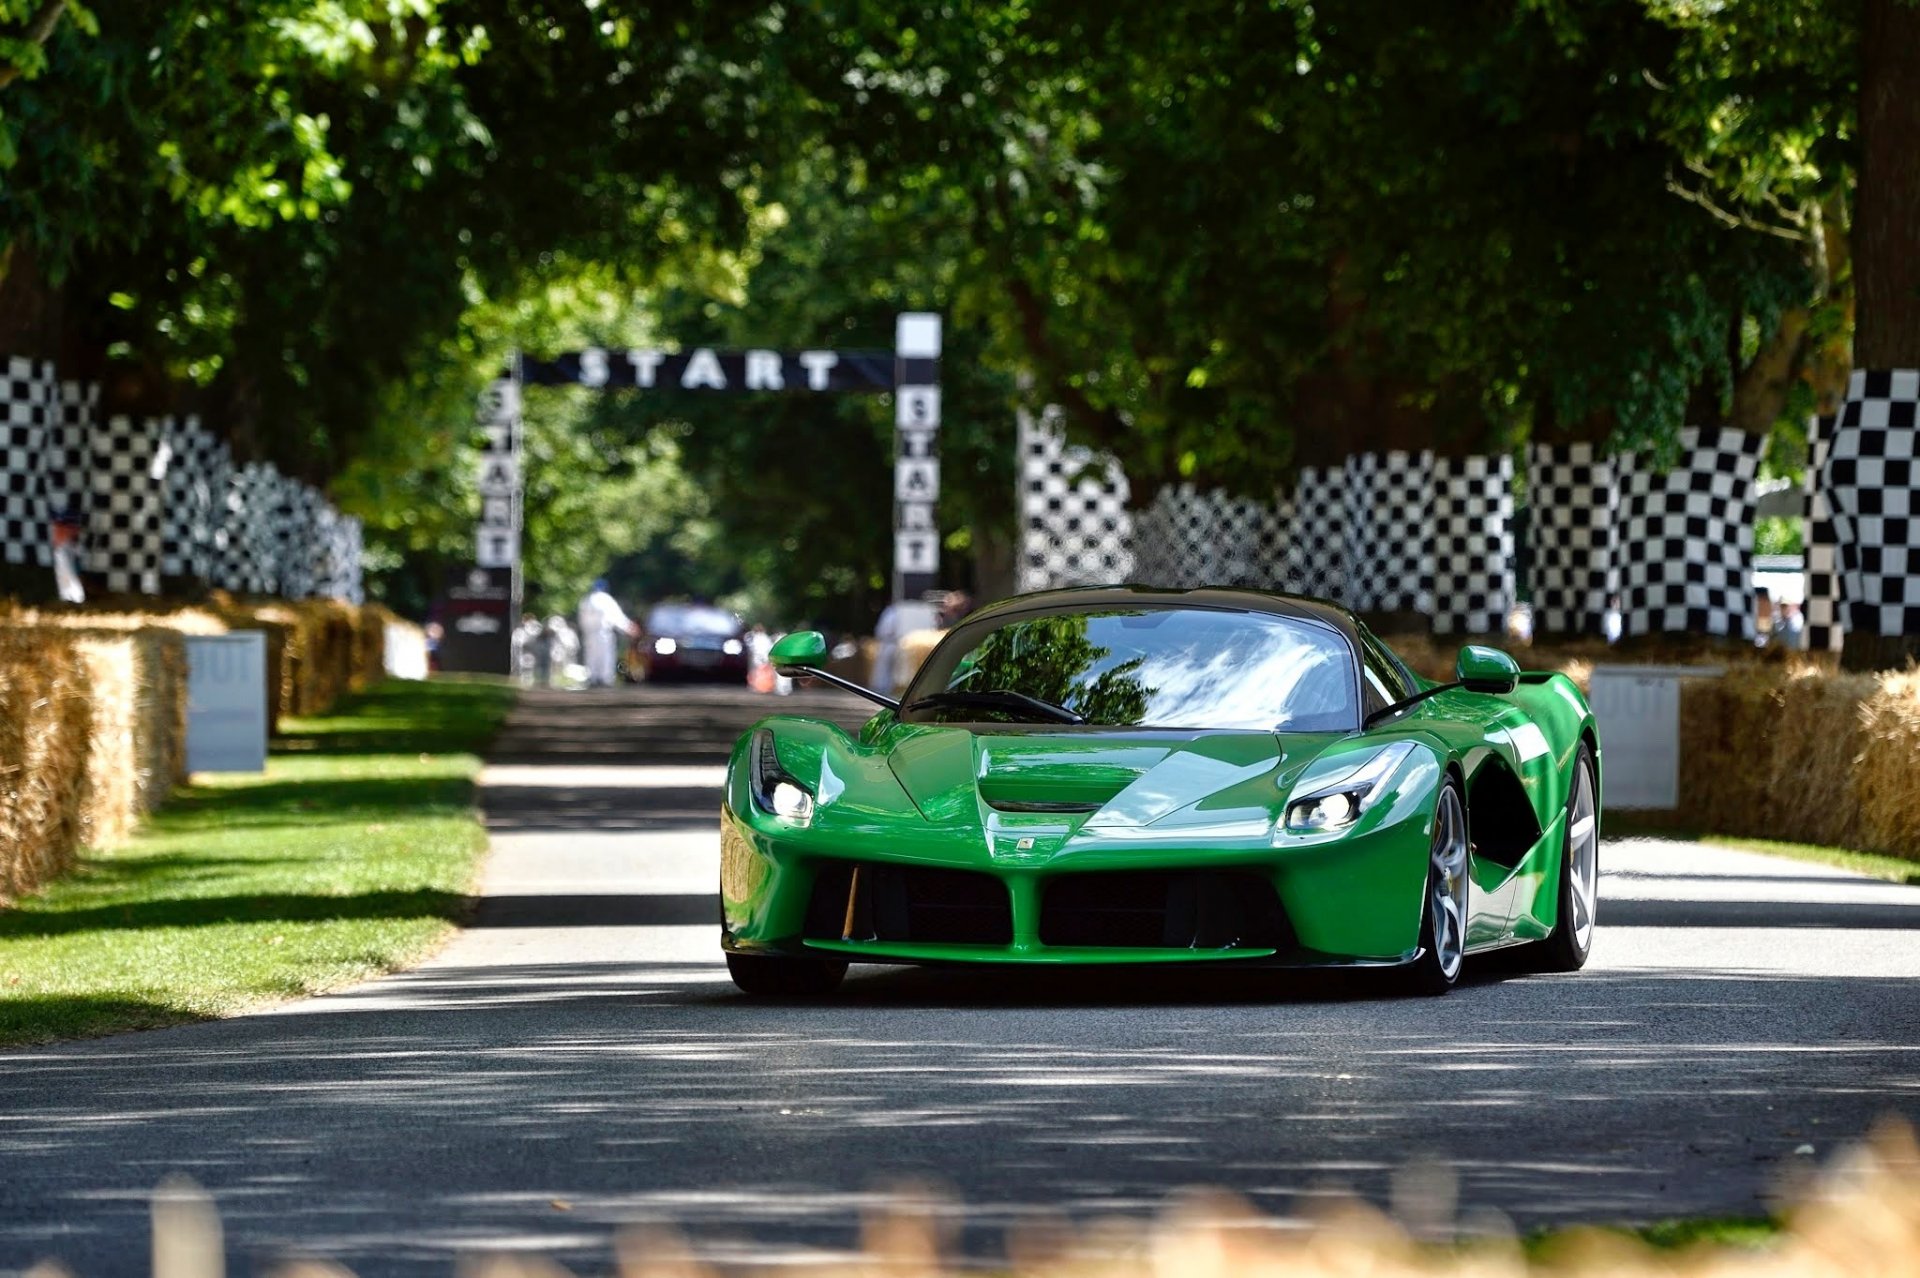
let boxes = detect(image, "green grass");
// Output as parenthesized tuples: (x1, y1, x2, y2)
(0, 677, 516, 1047)
(1607, 816, 1920, 885)
(1522, 1214, 1782, 1260)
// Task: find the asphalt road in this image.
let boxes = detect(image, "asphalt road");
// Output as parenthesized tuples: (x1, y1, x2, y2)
(4, 683, 1919, 1276)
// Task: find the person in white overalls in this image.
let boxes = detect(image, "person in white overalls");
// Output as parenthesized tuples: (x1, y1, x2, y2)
(577, 580, 636, 688)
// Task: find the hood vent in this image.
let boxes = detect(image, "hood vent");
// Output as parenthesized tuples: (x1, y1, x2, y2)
(983, 798, 1104, 814)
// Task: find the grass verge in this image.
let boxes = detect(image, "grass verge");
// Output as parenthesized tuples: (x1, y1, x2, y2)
(0, 677, 515, 1047)
(1607, 816, 1920, 885)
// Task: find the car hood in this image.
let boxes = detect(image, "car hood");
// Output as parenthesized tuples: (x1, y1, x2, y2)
(882, 725, 1346, 837)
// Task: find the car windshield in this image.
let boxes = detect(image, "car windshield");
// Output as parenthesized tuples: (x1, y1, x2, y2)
(904, 605, 1358, 731)
(647, 604, 737, 636)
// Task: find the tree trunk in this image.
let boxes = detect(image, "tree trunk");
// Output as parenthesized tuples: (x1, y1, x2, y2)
(1854, 0, 1920, 368)
(1841, 0, 1920, 671)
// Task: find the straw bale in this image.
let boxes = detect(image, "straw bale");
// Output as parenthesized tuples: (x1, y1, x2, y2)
(72, 636, 140, 847)
(0, 630, 92, 901)
(1856, 668, 1920, 859)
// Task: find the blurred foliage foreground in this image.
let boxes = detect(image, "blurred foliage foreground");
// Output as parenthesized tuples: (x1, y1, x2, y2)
(101, 1120, 1920, 1278)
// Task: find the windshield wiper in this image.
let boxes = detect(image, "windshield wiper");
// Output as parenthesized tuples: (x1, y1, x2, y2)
(902, 688, 1086, 725)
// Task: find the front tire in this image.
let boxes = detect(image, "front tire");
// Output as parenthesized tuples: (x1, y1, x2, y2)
(725, 951, 848, 996)
(1405, 780, 1469, 996)
(1522, 743, 1599, 972)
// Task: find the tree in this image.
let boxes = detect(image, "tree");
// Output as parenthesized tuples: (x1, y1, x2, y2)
(1841, 0, 1920, 671)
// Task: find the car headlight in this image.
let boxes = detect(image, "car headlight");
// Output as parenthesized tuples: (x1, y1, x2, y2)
(723, 638, 744, 655)
(749, 728, 815, 825)
(654, 637, 677, 655)
(1283, 740, 1416, 833)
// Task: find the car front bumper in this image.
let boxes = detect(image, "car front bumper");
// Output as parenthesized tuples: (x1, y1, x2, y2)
(718, 801, 1434, 968)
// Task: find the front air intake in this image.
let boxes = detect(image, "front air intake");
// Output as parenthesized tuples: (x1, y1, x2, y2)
(1039, 871, 1292, 950)
(805, 862, 1013, 945)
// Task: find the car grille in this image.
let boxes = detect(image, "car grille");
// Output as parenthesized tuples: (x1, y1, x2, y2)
(805, 862, 1013, 945)
(1039, 871, 1292, 950)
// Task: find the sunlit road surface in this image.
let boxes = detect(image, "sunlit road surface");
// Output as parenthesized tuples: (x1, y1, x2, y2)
(4, 685, 1919, 1277)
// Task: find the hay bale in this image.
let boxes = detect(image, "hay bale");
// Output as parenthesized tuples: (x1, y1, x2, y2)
(896, 628, 946, 693)
(0, 630, 92, 901)
(1856, 668, 1920, 859)
(73, 636, 140, 848)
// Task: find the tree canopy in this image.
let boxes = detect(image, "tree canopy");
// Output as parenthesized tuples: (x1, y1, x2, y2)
(0, 0, 1883, 629)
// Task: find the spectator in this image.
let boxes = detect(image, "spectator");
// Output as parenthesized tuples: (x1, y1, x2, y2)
(577, 579, 638, 688)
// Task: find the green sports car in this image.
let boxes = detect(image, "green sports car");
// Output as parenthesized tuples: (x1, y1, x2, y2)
(720, 587, 1600, 997)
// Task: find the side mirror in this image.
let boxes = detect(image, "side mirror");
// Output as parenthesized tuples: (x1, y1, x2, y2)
(769, 629, 828, 672)
(1456, 645, 1520, 694)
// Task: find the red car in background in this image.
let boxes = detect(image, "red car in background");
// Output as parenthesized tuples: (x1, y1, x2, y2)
(632, 602, 751, 683)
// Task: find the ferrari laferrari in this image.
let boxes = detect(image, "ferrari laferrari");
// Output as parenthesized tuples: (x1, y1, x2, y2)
(720, 587, 1600, 996)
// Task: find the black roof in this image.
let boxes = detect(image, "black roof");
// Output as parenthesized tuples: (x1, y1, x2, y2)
(961, 585, 1364, 645)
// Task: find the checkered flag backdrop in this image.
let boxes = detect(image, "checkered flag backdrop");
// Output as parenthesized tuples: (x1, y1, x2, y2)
(1431, 455, 1516, 635)
(1129, 484, 1290, 589)
(1804, 414, 1845, 653)
(321, 512, 364, 603)
(273, 477, 324, 599)
(227, 462, 283, 595)
(1280, 464, 1345, 602)
(1524, 442, 1619, 636)
(1614, 427, 1764, 640)
(86, 415, 167, 595)
(160, 417, 231, 584)
(0, 356, 56, 567)
(1344, 451, 1434, 614)
(1016, 407, 1133, 591)
(1821, 369, 1920, 640)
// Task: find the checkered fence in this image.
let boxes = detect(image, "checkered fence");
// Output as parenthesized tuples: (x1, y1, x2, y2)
(1344, 451, 1434, 614)
(1431, 454, 1516, 635)
(1524, 442, 1619, 637)
(227, 462, 283, 595)
(0, 354, 366, 600)
(160, 417, 233, 584)
(1129, 484, 1291, 589)
(273, 476, 323, 600)
(1821, 369, 1920, 640)
(1280, 464, 1346, 602)
(1614, 427, 1764, 640)
(0, 356, 56, 567)
(1804, 413, 1846, 653)
(1016, 407, 1133, 591)
(320, 512, 365, 603)
(86, 415, 167, 595)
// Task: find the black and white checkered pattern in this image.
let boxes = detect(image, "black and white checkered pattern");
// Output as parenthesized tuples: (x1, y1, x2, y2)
(160, 417, 231, 583)
(1281, 464, 1345, 602)
(0, 356, 56, 567)
(1129, 484, 1290, 589)
(1804, 413, 1845, 653)
(42, 382, 96, 570)
(1016, 408, 1133, 590)
(86, 415, 167, 595)
(1615, 426, 1763, 640)
(1823, 369, 1920, 639)
(273, 477, 323, 599)
(227, 462, 282, 595)
(317, 511, 364, 602)
(1344, 451, 1434, 614)
(1524, 442, 1618, 636)
(1431, 454, 1515, 635)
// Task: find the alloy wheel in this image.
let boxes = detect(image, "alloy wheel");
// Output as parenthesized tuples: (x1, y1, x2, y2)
(1565, 758, 1599, 953)
(1428, 786, 1469, 981)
